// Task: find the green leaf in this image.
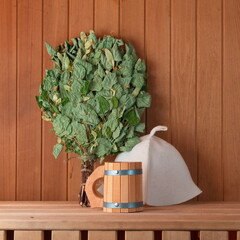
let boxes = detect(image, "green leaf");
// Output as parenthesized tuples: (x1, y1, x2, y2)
(134, 59, 146, 73)
(45, 42, 56, 56)
(132, 73, 145, 89)
(111, 96, 118, 109)
(53, 143, 63, 158)
(112, 123, 123, 139)
(102, 73, 117, 89)
(96, 138, 112, 157)
(119, 76, 131, 88)
(124, 108, 140, 126)
(103, 48, 114, 68)
(73, 103, 100, 125)
(80, 80, 91, 95)
(111, 44, 122, 62)
(135, 123, 145, 133)
(97, 96, 110, 114)
(119, 94, 135, 109)
(90, 76, 103, 91)
(73, 64, 86, 80)
(137, 92, 151, 108)
(120, 137, 140, 152)
(72, 122, 88, 144)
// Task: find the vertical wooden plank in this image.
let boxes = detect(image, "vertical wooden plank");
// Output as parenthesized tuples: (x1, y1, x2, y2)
(162, 231, 191, 240)
(103, 163, 109, 212)
(17, 0, 42, 201)
(69, 0, 94, 38)
(120, 0, 144, 58)
(0, 231, 6, 240)
(128, 162, 136, 213)
(112, 162, 121, 213)
(200, 231, 228, 240)
(223, 0, 240, 200)
(125, 231, 154, 240)
(146, 0, 171, 140)
(237, 231, 240, 240)
(197, 0, 222, 200)
(14, 231, 43, 240)
(120, 162, 129, 213)
(68, 0, 94, 201)
(171, 0, 197, 182)
(135, 162, 143, 212)
(107, 163, 114, 213)
(52, 231, 81, 240)
(88, 231, 117, 240)
(0, 0, 16, 200)
(94, 0, 119, 36)
(42, 0, 68, 200)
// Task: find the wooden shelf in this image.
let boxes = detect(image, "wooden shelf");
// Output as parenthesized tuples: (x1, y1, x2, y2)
(0, 201, 240, 231)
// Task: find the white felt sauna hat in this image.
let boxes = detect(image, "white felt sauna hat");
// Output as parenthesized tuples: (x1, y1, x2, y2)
(115, 126, 202, 206)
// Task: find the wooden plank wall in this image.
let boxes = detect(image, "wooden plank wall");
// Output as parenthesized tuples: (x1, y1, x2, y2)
(0, 0, 239, 201)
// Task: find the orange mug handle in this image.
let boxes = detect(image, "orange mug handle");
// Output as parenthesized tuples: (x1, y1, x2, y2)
(85, 165, 104, 208)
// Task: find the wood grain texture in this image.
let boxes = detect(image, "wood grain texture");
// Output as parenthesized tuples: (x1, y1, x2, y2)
(42, 0, 68, 200)
(200, 231, 228, 240)
(0, 0, 17, 200)
(125, 231, 154, 240)
(68, 0, 94, 201)
(14, 231, 43, 240)
(120, 0, 144, 58)
(128, 162, 136, 213)
(17, 0, 42, 201)
(112, 163, 121, 213)
(88, 231, 117, 240)
(120, 162, 129, 213)
(94, 0, 119, 37)
(146, 0, 171, 139)
(223, 0, 240, 200)
(0, 231, 6, 240)
(197, 0, 223, 201)
(171, 0, 197, 183)
(52, 231, 81, 240)
(0, 202, 240, 230)
(162, 231, 191, 240)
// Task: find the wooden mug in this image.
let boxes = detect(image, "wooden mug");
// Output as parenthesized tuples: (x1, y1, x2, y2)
(85, 162, 143, 213)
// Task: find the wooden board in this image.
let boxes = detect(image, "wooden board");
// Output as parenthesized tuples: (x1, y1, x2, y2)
(120, 162, 129, 213)
(112, 163, 121, 213)
(88, 231, 117, 240)
(67, 0, 94, 201)
(14, 231, 43, 240)
(197, 0, 223, 201)
(17, 0, 42, 201)
(237, 231, 240, 240)
(0, 0, 17, 201)
(146, 0, 171, 139)
(162, 231, 191, 240)
(0, 202, 240, 230)
(171, 0, 197, 183)
(125, 231, 154, 240)
(223, 0, 240, 200)
(200, 231, 228, 240)
(0, 231, 6, 240)
(42, 0, 68, 200)
(52, 231, 81, 240)
(94, 0, 119, 37)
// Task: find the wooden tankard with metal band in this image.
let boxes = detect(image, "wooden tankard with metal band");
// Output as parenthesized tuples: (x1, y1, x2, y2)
(85, 162, 143, 213)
